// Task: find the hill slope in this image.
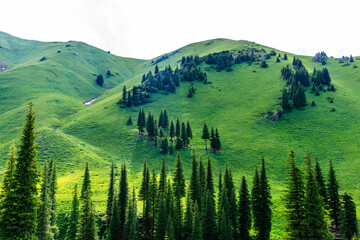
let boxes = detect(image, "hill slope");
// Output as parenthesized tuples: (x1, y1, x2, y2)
(1, 33, 360, 237)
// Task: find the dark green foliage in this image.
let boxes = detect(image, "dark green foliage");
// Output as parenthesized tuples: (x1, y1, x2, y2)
(65, 184, 79, 240)
(123, 188, 138, 240)
(149, 166, 158, 237)
(139, 159, 150, 202)
(154, 195, 167, 240)
(105, 162, 115, 228)
(118, 163, 129, 238)
(0, 102, 40, 240)
(315, 158, 327, 203)
(163, 109, 169, 128)
(106, 70, 112, 77)
(315, 89, 320, 96)
(276, 57, 280, 63)
(206, 155, 215, 196)
(311, 100, 316, 106)
(281, 65, 293, 82)
(183, 189, 193, 240)
(330, 84, 335, 91)
(199, 156, 206, 200)
(328, 159, 341, 230)
(159, 158, 167, 195)
(169, 119, 175, 140)
(303, 152, 330, 239)
(215, 128, 221, 151)
(107, 196, 121, 240)
(340, 193, 358, 240)
(190, 150, 201, 208)
(203, 191, 217, 240)
(175, 137, 182, 150)
(175, 117, 181, 138)
(127, 115, 133, 125)
(181, 122, 187, 147)
(210, 127, 215, 152)
(238, 176, 251, 240)
(77, 164, 96, 240)
(0, 144, 16, 197)
(146, 110, 155, 139)
(202, 122, 210, 150)
(126, 91, 132, 107)
(155, 65, 159, 74)
(294, 66, 310, 86)
(137, 108, 146, 135)
(284, 53, 288, 60)
(37, 161, 52, 240)
(48, 156, 59, 238)
(96, 74, 104, 86)
(260, 60, 268, 68)
(218, 189, 233, 240)
(350, 55, 354, 63)
(165, 180, 173, 217)
(251, 168, 262, 237)
(186, 120, 193, 141)
(57, 212, 69, 240)
(191, 204, 202, 240)
(173, 153, 186, 201)
(224, 164, 237, 238)
(281, 88, 292, 110)
(160, 137, 169, 154)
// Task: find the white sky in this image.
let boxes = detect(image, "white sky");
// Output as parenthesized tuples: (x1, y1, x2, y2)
(0, 0, 359, 59)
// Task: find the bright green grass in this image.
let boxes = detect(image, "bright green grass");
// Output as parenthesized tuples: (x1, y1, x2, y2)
(1, 33, 360, 238)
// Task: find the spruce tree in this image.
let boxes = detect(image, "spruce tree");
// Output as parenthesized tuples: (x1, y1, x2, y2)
(48, 155, 58, 238)
(159, 157, 167, 195)
(123, 188, 138, 240)
(65, 184, 79, 240)
(281, 88, 291, 110)
(146, 110, 155, 138)
(210, 127, 216, 152)
(224, 164, 237, 238)
(199, 156, 206, 200)
(107, 196, 121, 240)
(126, 91, 132, 107)
(181, 122, 187, 147)
(315, 157, 327, 204)
(170, 119, 175, 141)
(340, 193, 358, 240)
(106, 161, 115, 229)
(154, 195, 167, 240)
(0, 102, 40, 240)
(191, 204, 202, 240)
(303, 152, 330, 239)
(203, 191, 217, 240)
(283, 150, 306, 239)
(165, 180, 174, 217)
(190, 150, 201, 208)
(251, 167, 261, 237)
(142, 197, 152, 240)
(328, 159, 341, 230)
(202, 122, 210, 150)
(149, 165, 158, 236)
(119, 163, 129, 239)
(138, 108, 144, 134)
(218, 189, 233, 240)
(123, 86, 127, 103)
(186, 120, 193, 141)
(163, 109, 169, 128)
(183, 189, 193, 240)
(0, 143, 17, 197)
(238, 176, 251, 240)
(139, 159, 150, 202)
(37, 160, 53, 240)
(159, 109, 164, 128)
(206, 155, 215, 196)
(160, 137, 169, 154)
(77, 164, 96, 240)
(215, 128, 221, 151)
(175, 136, 182, 150)
(175, 117, 181, 138)
(173, 152, 186, 204)
(258, 157, 272, 240)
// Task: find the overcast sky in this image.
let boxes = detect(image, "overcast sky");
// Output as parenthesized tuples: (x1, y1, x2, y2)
(0, 0, 358, 59)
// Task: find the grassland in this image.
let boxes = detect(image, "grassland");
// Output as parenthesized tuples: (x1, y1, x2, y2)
(1, 32, 360, 238)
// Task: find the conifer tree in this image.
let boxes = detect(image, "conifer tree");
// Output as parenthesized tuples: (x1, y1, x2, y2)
(159, 109, 164, 128)
(139, 159, 150, 202)
(215, 128, 221, 151)
(186, 120, 193, 141)
(258, 157, 272, 240)
(210, 127, 216, 152)
(315, 157, 327, 203)
(340, 193, 358, 240)
(191, 204, 202, 240)
(154, 121, 159, 146)
(181, 122, 187, 147)
(149, 165, 158, 235)
(173, 152, 186, 204)
(170, 119, 175, 141)
(328, 159, 341, 230)
(303, 152, 330, 239)
(123, 188, 138, 240)
(77, 164, 96, 240)
(147, 110, 155, 138)
(165, 180, 174, 217)
(218, 189, 233, 240)
(183, 189, 193, 240)
(107, 196, 121, 240)
(218, 170, 223, 208)
(238, 176, 251, 240)
(166, 216, 175, 240)
(119, 163, 129, 238)
(155, 65, 159, 74)
(0, 102, 40, 240)
(163, 109, 169, 128)
(159, 157, 167, 196)
(199, 156, 206, 199)
(251, 167, 261, 237)
(122, 86, 127, 104)
(154, 195, 167, 240)
(175, 136, 182, 150)
(106, 161, 115, 228)
(142, 197, 152, 240)
(283, 150, 306, 239)
(206, 155, 215, 196)
(190, 150, 201, 208)
(160, 137, 169, 154)
(65, 184, 79, 240)
(0, 143, 17, 197)
(37, 160, 53, 240)
(224, 164, 237, 237)
(202, 122, 210, 150)
(284, 53, 288, 60)
(281, 88, 291, 110)
(126, 91, 132, 107)
(138, 108, 145, 134)
(203, 191, 217, 240)
(175, 117, 181, 138)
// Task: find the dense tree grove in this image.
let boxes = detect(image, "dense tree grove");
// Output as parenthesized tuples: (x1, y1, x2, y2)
(0, 103, 359, 240)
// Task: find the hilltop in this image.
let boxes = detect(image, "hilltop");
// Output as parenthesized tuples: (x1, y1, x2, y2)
(0, 32, 360, 238)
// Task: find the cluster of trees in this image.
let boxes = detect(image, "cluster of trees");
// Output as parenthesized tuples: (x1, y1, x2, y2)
(96, 74, 105, 87)
(201, 122, 221, 152)
(281, 82, 306, 110)
(281, 64, 310, 86)
(283, 151, 358, 240)
(121, 85, 151, 108)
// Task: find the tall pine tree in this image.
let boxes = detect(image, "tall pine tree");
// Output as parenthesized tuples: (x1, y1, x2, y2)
(238, 176, 251, 240)
(340, 193, 358, 240)
(202, 122, 210, 150)
(65, 184, 79, 240)
(119, 163, 129, 239)
(258, 157, 272, 240)
(328, 159, 341, 230)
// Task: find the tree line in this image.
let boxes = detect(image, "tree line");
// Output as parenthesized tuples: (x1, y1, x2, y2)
(129, 108, 221, 153)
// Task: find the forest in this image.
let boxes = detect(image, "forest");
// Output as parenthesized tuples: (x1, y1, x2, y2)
(0, 102, 358, 240)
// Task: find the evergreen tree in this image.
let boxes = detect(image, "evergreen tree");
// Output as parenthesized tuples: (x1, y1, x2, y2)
(183, 189, 193, 240)
(328, 159, 341, 230)
(149, 165, 158, 236)
(48, 156, 59, 238)
(206, 155, 215, 196)
(303, 152, 330, 239)
(159, 109, 164, 128)
(37, 161, 53, 240)
(138, 108, 145, 134)
(238, 176, 251, 240)
(0, 102, 40, 240)
(165, 180, 173, 217)
(160, 137, 169, 154)
(123, 86, 127, 103)
(191, 204, 202, 240)
(106, 161, 115, 229)
(199, 156, 206, 200)
(107, 196, 121, 240)
(169, 119, 175, 141)
(142, 197, 152, 240)
(258, 157, 272, 240)
(215, 128, 221, 151)
(350, 55, 354, 63)
(126, 91, 132, 107)
(283, 150, 306, 240)
(119, 163, 129, 238)
(186, 120, 193, 140)
(163, 109, 169, 128)
(340, 193, 358, 240)
(218, 189, 233, 240)
(284, 53, 288, 60)
(175, 117, 181, 138)
(190, 150, 201, 208)
(175, 136, 182, 150)
(224, 164, 237, 238)
(173, 152, 186, 203)
(251, 168, 262, 237)
(123, 188, 138, 240)
(154, 195, 167, 240)
(181, 122, 187, 147)
(0, 143, 17, 197)
(203, 191, 217, 240)
(281, 88, 291, 110)
(315, 157, 327, 204)
(146, 110, 155, 139)
(65, 184, 79, 240)
(139, 159, 150, 202)
(202, 122, 210, 150)
(127, 115, 133, 125)
(210, 127, 216, 152)
(155, 65, 159, 74)
(159, 157, 167, 196)
(77, 164, 96, 240)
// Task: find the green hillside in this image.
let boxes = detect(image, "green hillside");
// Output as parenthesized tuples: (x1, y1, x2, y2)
(1, 33, 360, 238)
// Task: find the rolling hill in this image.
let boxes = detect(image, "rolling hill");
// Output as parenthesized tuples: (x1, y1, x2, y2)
(0, 32, 360, 238)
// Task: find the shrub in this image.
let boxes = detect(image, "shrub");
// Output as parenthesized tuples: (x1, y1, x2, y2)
(311, 101, 316, 106)
(40, 56, 47, 61)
